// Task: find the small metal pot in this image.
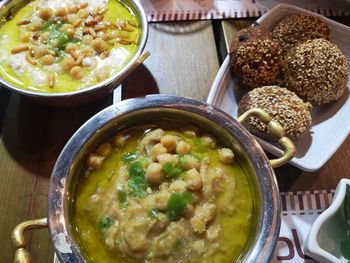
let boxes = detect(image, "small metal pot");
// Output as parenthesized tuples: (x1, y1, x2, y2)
(12, 95, 295, 263)
(0, 0, 149, 107)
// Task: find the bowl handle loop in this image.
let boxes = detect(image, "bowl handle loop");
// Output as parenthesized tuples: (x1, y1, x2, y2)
(238, 108, 296, 168)
(11, 218, 48, 263)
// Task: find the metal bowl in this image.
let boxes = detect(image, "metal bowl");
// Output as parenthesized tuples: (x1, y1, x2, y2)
(0, 0, 148, 107)
(12, 95, 295, 262)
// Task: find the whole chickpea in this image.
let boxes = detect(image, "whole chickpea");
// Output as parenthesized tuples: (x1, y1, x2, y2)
(19, 32, 31, 43)
(68, 4, 79, 14)
(30, 18, 43, 31)
(91, 38, 108, 53)
(145, 163, 164, 184)
(38, 7, 53, 20)
(60, 57, 75, 71)
(82, 35, 93, 45)
(155, 191, 170, 211)
(67, 14, 79, 25)
(218, 148, 235, 164)
(96, 142, 112, 157)
(87, 153, 104, 169)
(160, 135, 179, 152)
(150, 143, 167, 161)
(176, 141, 191, 154)
(65, 43, 78, 53)
(70, 66, 84, 79)
(183, 168, 202, 191)
(55, 7, 68, 17)
(40, 54, 55, 65)
(78, 9, 89, 19)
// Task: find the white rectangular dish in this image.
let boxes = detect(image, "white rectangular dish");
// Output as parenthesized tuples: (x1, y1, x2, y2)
(207, 3, 350, 172)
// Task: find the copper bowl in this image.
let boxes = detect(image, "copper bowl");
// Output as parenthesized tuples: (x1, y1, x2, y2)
(12, 95, 295, 262)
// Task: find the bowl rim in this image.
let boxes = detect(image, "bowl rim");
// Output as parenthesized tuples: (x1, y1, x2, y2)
(0, 0, 149, 98)
(47, 95, 281, 263)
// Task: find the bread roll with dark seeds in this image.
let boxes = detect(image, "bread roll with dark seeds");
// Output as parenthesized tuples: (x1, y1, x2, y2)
(282, 38, 348, 106)
(272, 14, 331, 53)
(238, 86, 312, 141)
(229, 26, 283, 89)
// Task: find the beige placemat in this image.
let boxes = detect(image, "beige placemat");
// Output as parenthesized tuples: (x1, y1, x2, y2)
(139, 0, 350, 21)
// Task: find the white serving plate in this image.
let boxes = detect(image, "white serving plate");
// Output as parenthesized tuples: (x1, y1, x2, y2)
(207, 3, 350, 172)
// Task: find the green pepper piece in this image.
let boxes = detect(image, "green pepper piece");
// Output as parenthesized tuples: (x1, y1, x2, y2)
(56, 32, 70, 49)
(341, 230, 350, 259)
(128, 161, 147, 197)
(99, 215, 114, 229)
(117, 190, 127, 204)
(162, 162, 182, 178)
(122, 152, 138, 163)
(167, 192, 193, 221)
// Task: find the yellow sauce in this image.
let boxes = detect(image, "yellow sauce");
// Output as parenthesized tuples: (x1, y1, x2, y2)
(72, 123, 254, 263)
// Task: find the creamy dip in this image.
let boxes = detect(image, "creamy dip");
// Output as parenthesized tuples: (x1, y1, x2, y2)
(0, 0, 141, 92)
(72, 121, 254, 263)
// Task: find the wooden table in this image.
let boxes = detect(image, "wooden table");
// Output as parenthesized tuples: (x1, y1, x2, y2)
(1, 17, 350, 262)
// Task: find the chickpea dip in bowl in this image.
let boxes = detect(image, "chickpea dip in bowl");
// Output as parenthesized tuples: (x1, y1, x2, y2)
(0, 0, 148, 106)
(11, 96, 296, 263)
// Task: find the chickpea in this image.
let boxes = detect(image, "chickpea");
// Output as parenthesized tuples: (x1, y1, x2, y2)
(40, 31, 49, 43)
(81, 46, 96, 58)
(155, 191, 170, 211)
(55, 7, 68, 17)
(87, 153, 104, 169)
(50, 39, 59, 48)
(96, 142, 112, 157)
(95, 66, 111, 82)
(82, 35, 93, 45)
(91, 38, 108, 53)
(60, 56, 75, 71)
(160, 135, 178, 152)
(38, 7, 53, 20)
(34, 44, 47, 58)
(112, 134, 127, 147)
(181, 155, 200, 170)
(61, 24, 75, 37)
(19, 32, 31, 43)
(157, 153, 178, 166)
(68, 4, 79, 14)
(145, 163, 164, 185)
(30, 18, 43, 31)
(67, 14, 79, 24)
(218, 148, 234, 164)
(151, 143, 167, 161)
(202, 135, 216, 149)
(183, 168, 202, 191)
(176, 141, 191, 154)
(65, 43, 78, 53)
(78, 9, 89, 19)
(184, 204, 195, 218)
(78, 2, 89, 9)
(169, 180, 187, 193)
(70, 66, 84, 79)
(40, 54, 55, 65)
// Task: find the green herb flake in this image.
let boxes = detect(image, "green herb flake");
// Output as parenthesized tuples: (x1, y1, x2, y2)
(149, 208, 158, 219)
(162, 162, 182, 178)
(117, 190, 127, 204)
(122, 152, 138, 163)
(127, 161, 147, 198)
(99, 215, 114, 229)
(171, 239, 183, 254)
(167, 192, 193, 221)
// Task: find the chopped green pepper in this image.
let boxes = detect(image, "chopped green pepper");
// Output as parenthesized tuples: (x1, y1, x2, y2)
(167, 192, 193, 221)
(122, 152, 138, 163)
(99, 215, 114, 229)
(127, 161, 147, 197)
(117, 189, 127, 204)
(162, 162, 182, 178)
